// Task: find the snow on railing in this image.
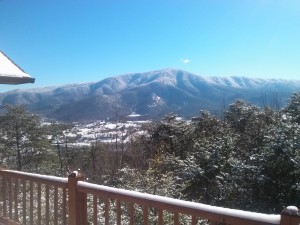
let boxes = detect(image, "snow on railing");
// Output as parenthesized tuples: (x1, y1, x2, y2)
(77, 181, 281, 225)
(0, 168, 300, 225)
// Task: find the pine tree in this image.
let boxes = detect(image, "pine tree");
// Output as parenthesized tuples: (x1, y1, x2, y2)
(0, 104, 52, 172)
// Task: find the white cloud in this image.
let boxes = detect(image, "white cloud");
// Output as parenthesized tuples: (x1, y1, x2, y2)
(180, 58, 190, 64)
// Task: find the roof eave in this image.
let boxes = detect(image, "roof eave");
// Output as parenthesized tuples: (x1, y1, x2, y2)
(0, 76, 35, 85)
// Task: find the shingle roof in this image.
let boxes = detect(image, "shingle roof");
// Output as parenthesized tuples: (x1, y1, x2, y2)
(0, 51, 35, 84)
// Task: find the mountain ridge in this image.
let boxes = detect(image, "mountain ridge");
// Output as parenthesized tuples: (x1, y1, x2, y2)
(0, 69, 299, 121)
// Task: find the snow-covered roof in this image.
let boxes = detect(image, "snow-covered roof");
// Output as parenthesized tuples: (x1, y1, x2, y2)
(0, 50, 35, 84)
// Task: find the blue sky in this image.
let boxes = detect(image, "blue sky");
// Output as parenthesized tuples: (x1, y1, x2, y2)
(1, 0, 300, 92)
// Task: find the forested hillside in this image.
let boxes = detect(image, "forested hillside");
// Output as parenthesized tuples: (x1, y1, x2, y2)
(1, 69, 300, 121)
(1, 92, 300, 214)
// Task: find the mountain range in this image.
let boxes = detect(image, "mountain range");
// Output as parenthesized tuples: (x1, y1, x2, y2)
(0, 68, 299, 122)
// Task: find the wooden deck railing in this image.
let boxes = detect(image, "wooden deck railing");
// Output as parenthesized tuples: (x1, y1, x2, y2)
(0, 169, 300, 225)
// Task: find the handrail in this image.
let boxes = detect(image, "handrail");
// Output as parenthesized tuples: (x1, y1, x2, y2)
(0, 169, 68, 187)
(77, 181, 280, 225)
(1, 168, 300, 225)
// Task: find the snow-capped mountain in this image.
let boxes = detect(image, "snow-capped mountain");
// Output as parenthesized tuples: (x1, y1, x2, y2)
(0, 69, 299, 122)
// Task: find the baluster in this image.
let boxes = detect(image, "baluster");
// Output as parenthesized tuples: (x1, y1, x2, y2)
(8, 177, 12, 219)
(174, 212, 179, 225)
(192, 216, 198, 225)
(3, 176, 7, 218)
(129, 203, 134, 225)
(104, 197, 109, 225)
(143, 205, 149, 225)
(116, 199, 121, 225)
(45, 184, 50, 225)
(14, 178, 19, 222)
(30, 181, 33, 225)
(93, 195, 97, 225)
(22, 179, 26, 225)
(158, 209, 163, 225)
(54, 186, 58, 225)
(37, 183, 41, 225)
(62, 188, 67, 225)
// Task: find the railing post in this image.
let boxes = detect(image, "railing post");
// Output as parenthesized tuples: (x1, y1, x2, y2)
(280, 206, 300, 225)
(68, 171, 87, 225)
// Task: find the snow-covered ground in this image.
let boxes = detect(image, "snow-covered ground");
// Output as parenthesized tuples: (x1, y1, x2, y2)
(59, 120, 150, 146)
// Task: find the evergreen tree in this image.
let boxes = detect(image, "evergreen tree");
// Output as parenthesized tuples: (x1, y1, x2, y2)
(283, 92, 300, 124)
(149, 113, 193, 159)
(184, 111, 235, 206)
(0, 104, 52, 172)
(259, 114, 300, 212)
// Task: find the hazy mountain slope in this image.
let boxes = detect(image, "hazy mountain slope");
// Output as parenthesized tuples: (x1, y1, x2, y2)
(0, 69, 299, 121)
